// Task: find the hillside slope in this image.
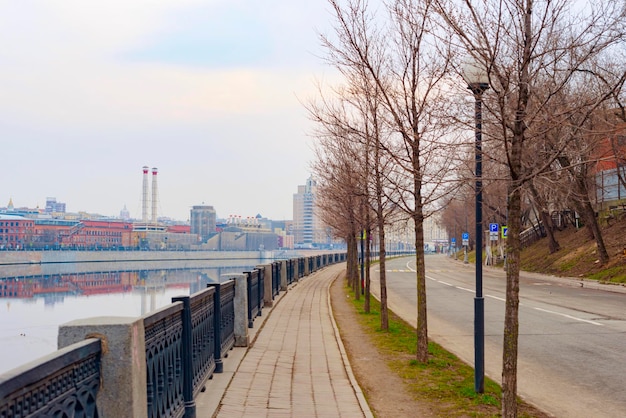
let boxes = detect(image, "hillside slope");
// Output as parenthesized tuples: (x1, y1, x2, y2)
(520, 216, 626, 283)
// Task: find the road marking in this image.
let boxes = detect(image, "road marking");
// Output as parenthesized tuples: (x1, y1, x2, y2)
(426, 278, 601, 326)
(392, 261, 604, 327)
(534, 307, 604, 326)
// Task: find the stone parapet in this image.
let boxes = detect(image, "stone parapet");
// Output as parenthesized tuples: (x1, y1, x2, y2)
(58, 317, 147, 418)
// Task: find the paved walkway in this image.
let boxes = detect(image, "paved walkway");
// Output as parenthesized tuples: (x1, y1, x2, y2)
(195, 263, 372, 418)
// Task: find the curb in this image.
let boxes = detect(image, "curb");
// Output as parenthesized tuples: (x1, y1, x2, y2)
(327, 269, 375, 418)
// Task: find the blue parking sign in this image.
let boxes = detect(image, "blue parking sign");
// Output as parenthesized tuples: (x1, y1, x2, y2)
(489, 223, 499, 233)
(462, 232, 469, 240)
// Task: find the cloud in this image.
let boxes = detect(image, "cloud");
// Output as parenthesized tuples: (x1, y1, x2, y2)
(122, 3, 272, 68)
(0, 0, 337, 220)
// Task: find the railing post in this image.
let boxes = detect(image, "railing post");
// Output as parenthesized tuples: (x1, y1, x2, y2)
(221, 273, 249, 347)
(171, 296, 196, 418)
(207, 283, 223, 373)
(258, 264, 273, 307)
(247, 272, 253, 328)
(58, 317, 148, 418)
(280, 260, 288, 292)
(257, 267, 264, 316)
(245, 270, 259, 328)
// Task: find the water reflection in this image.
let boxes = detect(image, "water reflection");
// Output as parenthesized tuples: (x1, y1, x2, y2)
(0, 259, 260, 374)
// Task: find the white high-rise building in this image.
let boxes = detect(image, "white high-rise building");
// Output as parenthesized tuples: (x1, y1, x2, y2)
(292, 176, 324, 247)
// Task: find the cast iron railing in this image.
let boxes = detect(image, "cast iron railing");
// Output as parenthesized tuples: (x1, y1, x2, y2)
(144, 302, 186, 418)
(298, 257, 305, 278)
(180, 286, 216, 396)
(271, 262, 281, 298)
(1, 252, 346, 417)
(207, 280, 235, 373)
(0, 338, 101, 418)
(245, 268, 263, 328)
(286, 259, 295, 284)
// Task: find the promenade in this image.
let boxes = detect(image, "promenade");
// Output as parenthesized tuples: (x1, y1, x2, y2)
(195, 263, 373, 417)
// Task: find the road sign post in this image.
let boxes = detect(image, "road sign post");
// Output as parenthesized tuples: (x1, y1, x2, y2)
(489, 223, 499, 241)
(462, 232, 469, 264)
(462, 232, 469, 247)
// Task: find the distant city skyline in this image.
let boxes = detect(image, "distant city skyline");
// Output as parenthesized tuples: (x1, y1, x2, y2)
(0, 1, 343, 222)
(1, 194, 289, 223)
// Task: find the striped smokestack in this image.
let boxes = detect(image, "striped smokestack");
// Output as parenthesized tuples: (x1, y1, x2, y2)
(151, 167, 158, 224)
(142, 166, 149, 223)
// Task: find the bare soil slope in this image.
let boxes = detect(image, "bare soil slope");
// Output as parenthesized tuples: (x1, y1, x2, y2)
(520, 217, 626, 282)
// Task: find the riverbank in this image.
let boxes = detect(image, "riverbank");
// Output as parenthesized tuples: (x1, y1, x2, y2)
(0, 249, 285, 266)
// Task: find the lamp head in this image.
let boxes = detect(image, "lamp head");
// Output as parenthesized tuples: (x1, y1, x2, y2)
(463, 57, 489, 95)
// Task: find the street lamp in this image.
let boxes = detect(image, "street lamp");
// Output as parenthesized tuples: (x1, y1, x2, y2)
(464, 57, 489, 394)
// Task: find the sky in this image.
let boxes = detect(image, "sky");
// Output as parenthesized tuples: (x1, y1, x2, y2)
(0, 0, 339, 222)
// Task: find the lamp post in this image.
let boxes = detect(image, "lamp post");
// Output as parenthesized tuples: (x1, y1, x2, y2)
(464, 58, 489, 394)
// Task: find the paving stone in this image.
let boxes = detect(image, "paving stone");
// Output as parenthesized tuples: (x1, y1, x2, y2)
(194, 264, 373, 418)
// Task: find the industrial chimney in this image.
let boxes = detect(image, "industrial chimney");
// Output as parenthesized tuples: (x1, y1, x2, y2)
(142, 166, 149, 223)
(151, 167, 158, 224)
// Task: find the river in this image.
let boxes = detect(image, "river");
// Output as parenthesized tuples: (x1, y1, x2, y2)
(0, 258, 262, 375)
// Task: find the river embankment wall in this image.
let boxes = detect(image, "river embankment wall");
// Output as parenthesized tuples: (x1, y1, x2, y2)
(0, 250, 272, 266)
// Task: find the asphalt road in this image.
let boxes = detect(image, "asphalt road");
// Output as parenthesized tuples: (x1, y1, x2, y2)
(370, 254, 626, 418)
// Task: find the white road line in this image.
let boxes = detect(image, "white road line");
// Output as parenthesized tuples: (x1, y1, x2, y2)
(399, 263, 604, 328)
(427, 277, 600, 326)
(534, 307, 604, 326)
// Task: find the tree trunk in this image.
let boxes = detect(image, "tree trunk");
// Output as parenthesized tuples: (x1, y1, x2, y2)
(528, 183, 560, 253)
(365, 226, 371, 314)
(557, 155, 610, 264)
(575, 175, 609, 264)
(579, 198, 609, 264)
(356, 230, 362, 301)
(372, 103, 388, 327)
(502, 182, 521, 417)
(377, 215, 388, 330)
(346, 232, 358, 290)
(413, 203, 428, 362)
(501, 5, 528, 412)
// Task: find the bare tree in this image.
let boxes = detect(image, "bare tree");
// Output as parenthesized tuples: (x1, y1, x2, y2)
(323, 0, 461, 363)
(309, 109, 367, 291)
(307, 68, 398, 323)
(314, 155, 363, 289)
(435, 0, 626, 415)
(526, 179, 560, 252)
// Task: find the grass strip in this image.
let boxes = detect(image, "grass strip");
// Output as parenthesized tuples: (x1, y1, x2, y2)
(345, 282, 546, 417)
